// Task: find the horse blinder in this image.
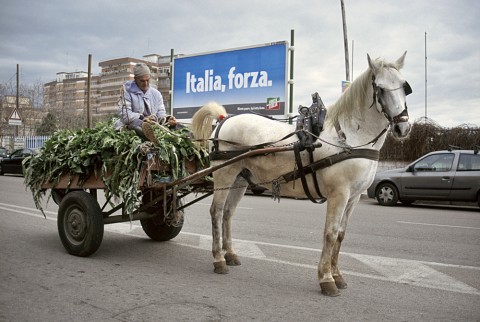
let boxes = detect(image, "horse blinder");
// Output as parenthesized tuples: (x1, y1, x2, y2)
(403, 81, 412, 96)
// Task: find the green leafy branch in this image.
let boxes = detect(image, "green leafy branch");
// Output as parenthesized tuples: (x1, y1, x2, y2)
(24, 120, 209, 216)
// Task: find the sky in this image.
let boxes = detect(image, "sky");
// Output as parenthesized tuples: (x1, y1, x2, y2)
(1, 0, 479, 128)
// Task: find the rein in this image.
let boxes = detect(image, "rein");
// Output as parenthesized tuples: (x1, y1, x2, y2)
(284, 148, 380, 183)
(207, 113, 384, 204)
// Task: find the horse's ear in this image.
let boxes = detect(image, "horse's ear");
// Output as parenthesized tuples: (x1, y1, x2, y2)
(396, 51, 407, 70)
(367, 54, 377, 74)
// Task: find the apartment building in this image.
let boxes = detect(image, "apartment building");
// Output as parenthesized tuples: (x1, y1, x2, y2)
(44, 71, 101, 117)
(43, 54, 173, 124)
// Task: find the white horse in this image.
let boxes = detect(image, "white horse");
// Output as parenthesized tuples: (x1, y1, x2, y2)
(191, 52, 412, 296)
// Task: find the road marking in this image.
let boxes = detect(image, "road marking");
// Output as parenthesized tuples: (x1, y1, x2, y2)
(348, 253, 480, 295)
(0, 203, 57, 219)
(398, 220, 480, 230)
(1, 203, 479, 296)
(195, 202, 254, 210)
(177, 232, 480, 296)
(197, 234, 266, 258)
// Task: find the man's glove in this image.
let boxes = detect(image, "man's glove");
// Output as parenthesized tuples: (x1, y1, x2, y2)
(144, 115, 158, 123)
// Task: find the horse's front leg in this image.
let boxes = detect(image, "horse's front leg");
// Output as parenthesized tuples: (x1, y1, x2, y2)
(318, 194, 348, 297)
(222, 184, 247, 266)
(330, 197, 359, 290)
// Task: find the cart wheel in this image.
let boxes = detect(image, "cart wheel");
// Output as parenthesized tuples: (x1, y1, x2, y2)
(52, 189, 67, 205)
(140, 192, 183, 241)
(57, 191, 104, 257)
(140, 214, 183, 241)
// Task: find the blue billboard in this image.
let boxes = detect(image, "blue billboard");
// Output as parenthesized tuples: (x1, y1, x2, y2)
(172, 42, 288, 119)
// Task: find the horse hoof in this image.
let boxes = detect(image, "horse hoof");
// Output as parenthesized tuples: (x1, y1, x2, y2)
(225, 253, 241, 266)
(213, 261, 229, 274)
(320, 282, 340, 297)
(334, 275, 348, 289)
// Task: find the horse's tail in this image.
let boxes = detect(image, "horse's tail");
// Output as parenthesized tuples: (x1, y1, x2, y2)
(191, 102, 227, 148)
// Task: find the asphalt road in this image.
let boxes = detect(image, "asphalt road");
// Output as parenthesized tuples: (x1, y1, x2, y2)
(0, 174, 479, 321)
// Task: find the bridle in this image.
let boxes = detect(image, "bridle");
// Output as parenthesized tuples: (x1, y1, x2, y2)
(370, 75, 412, 124)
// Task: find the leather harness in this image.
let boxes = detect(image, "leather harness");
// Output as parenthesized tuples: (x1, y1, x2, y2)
(207, 93, 380, 204)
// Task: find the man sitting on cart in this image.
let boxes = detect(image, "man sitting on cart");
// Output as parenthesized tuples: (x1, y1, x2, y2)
(114, 63, 179, 144)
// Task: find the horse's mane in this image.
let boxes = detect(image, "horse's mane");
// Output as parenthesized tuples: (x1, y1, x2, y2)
(325, 58, 400, 128)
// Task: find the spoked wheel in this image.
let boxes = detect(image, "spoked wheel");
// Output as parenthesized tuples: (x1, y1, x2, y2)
(57, 191, 104, 257)
(140, 192, 183, 241)
(375, 182, 399, 206)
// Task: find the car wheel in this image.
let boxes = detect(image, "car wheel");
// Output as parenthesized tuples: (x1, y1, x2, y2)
(0, 164, 4, 175)
(375, 182, 399, 206)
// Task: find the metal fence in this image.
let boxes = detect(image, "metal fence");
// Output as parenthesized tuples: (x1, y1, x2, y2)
(1, 135, 50, 152)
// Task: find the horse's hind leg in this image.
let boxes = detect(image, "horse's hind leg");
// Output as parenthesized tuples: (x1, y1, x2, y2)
(223, 177, 248, 266)
(210, 187, 230, 274)
(210, 168, 245, 274)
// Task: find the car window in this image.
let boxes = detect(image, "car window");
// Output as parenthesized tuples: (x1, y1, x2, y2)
(10, 150, 23, 158)
(21, 149, 33, 157)
(413, 153, 454, 172)
(457, 154, 480, 171)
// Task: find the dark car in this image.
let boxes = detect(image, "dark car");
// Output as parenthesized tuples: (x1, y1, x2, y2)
(0, 148, 36, 175)
(367, 149, 480, 207)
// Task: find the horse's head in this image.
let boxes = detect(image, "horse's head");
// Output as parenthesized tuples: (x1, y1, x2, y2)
(367, 51, 412, 139)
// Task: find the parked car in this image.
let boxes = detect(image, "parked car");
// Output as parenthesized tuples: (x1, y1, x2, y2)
(367, 149, 480, 207)
(0, 148, 36, 176)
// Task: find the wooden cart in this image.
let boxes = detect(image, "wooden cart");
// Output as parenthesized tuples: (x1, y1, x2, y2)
(40, 145, 294, 257)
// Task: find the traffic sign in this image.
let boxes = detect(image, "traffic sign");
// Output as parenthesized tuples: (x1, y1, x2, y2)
(8, 108, 22, 126)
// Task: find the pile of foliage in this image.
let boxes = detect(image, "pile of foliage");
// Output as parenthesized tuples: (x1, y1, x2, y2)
(24, 120, 209, 215)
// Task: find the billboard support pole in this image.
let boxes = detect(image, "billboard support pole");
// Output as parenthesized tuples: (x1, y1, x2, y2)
(169, 48, 174, 115)
(288, 29, 295, 123)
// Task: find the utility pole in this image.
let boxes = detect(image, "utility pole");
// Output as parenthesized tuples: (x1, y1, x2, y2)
(351, 39, 354, 80)
(340, 0, 350, 81)
(425, 32, 428, 122)
(15, 64, 19, 136)
(87, 54, 92, 128)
